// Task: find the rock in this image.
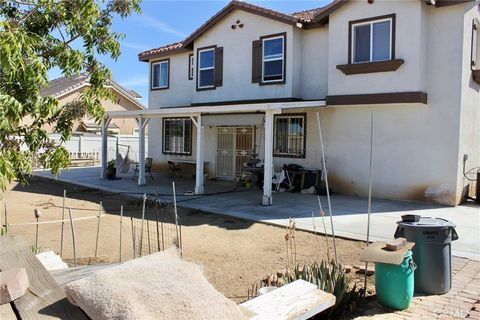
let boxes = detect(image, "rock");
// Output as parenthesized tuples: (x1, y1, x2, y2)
(355, 264, 375, 276)
(344, 265, 353, 273)
(0, 268, 29, 304)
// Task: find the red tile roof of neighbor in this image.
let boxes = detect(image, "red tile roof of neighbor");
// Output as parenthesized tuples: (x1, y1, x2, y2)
(138, 0, 473, 61)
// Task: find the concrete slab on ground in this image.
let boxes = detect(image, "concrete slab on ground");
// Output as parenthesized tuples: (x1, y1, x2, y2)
(34, 167, 480, 261)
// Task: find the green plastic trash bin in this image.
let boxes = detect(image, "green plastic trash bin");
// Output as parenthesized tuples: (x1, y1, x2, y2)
(394, 217, 458, 295)
(375, 250, 416, 310)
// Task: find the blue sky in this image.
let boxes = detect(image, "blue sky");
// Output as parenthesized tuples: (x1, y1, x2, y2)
(50, 0, 332, 105)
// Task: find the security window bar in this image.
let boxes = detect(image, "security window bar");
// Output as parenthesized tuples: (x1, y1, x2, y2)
(198, 48, 215, 88)
(352, 18, 392, 63)
(262, 36, 284, 82)
(152, 60, 169, 89)
(274, 114, 306, 159)
(163, 118, 192, 155)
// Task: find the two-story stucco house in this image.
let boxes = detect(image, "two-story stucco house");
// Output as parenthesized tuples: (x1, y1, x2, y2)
(103, 0, 479, 206)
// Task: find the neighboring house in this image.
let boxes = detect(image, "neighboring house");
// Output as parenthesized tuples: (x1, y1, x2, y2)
(106, 0, 479, 206)
(39, 74, 145, 136)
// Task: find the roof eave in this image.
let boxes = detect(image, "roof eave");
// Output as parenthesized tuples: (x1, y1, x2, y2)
(138, 47, 190, 62)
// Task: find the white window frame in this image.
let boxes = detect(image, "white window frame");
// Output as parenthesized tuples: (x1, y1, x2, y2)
(198, 48, 215, 89)
(351, 17, 393, 64)
(151, 60, 169, 89)
(273, 114, 306, 159)
(189, 54, 194, 79)
(262, 35, 285, 83)
(163, 118, 192, 155)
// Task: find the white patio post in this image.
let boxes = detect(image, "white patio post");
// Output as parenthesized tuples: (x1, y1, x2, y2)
(100, 117, 111, 179)
(262, 110, 274, 206)
(195, 115, 205, 195)
(137, 117, 149, 186)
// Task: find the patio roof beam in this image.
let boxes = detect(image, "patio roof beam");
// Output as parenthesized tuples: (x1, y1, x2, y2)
(136, 117, 149, 186)
(195, 115, 204, 195)
(100, 116, 112, 179)
(262, 110, 274, 206)
(105, 100, 325, 119)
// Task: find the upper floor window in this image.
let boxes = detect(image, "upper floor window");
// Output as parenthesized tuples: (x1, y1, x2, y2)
(262, 35, 285, 83)
(198, 48, 215, 88)
(151, 59, 169, 89)
(163, 118, 192, 155)
(351, 15, 394, 64)
(274, 113, 306, 159)
(188, 54, 194, 80)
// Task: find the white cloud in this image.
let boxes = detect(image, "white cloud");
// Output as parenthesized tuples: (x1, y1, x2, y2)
(134, 14, 187, 38)
(119, 77, 149, 87)
(122, 41, 149, 51)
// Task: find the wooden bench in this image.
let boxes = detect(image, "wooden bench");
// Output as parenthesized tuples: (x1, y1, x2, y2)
(69, 157, 95, 167)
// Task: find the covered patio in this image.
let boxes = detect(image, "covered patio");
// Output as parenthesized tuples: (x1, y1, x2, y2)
(101, 100, 326, 206)
(34, 166, 480, 260)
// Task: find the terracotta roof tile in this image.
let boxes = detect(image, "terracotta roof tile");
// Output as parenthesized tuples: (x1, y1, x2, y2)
(138, 42, 186, 61)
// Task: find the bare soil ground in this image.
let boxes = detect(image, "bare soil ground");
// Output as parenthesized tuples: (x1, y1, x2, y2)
(2, 176, 370, 303)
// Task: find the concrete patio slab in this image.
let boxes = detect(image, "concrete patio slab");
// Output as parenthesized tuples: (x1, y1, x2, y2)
(34, 166, 480, 261)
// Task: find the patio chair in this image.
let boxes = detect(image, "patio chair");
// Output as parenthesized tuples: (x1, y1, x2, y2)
(272, 170, 286, 192)
(133, 157, 154, 180)
(168, 161, 182, 178)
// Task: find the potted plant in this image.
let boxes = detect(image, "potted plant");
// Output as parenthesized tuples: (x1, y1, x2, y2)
(106, 160, 116, 179)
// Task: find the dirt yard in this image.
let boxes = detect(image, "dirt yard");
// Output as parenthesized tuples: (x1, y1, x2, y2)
(2, 176, 369, 303)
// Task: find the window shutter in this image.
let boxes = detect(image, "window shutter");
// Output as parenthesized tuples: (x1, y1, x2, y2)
(215, 47, 223, 87)
(252, 40, 262, 83)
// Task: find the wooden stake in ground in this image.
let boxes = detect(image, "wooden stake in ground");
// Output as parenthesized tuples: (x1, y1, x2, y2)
(315, 112, 338, 265)
(60, 189, 66, 258)
(67, 208, 77, 267)
(34, 209, 42, 249)
(130, 217, 136, 259)
(119, 205, 123, 262)
(172, 182, 181, 257)
(94, 201, 102, 260)
(3, 200, 8, 233)
(139, 194, 146, 257)
(316, 196, 331, 264)
(364, 111, 375, 296)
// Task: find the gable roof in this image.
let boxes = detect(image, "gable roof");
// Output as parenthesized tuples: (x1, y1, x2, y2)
(138, 0, 475, 61)
(41, 74, 145, 109)
(182, 1, 301, 48)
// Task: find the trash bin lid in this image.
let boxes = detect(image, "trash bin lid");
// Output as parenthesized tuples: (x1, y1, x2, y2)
(397, 217, 456, 229)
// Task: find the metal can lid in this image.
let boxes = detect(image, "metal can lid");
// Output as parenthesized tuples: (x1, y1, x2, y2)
(397, 217, 456, 228)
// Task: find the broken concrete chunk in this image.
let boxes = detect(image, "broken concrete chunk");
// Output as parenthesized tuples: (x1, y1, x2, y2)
(0, 268, 29, 304)
(386, 238, 407, 251)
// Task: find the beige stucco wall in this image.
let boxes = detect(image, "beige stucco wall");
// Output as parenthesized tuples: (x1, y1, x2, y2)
(328, 0, 426, 95)
(148, 52, 193, 108)
(457, 3, 480, 202)
(191, 9, 296, 104)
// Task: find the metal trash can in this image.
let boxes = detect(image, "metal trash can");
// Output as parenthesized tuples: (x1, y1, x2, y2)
(394, 217, 458, 295)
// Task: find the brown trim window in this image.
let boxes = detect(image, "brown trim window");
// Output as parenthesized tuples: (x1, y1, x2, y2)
(188, 53, 194, 80)
(337, 14, 403, 75)
(197, 47, 215, 89)
(350, 14, 394, 64)
(151, 59, 169, 90)
(262, 34, 286, 83)
(274, 113, 306, 159)
(163, 118, 192, 155)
